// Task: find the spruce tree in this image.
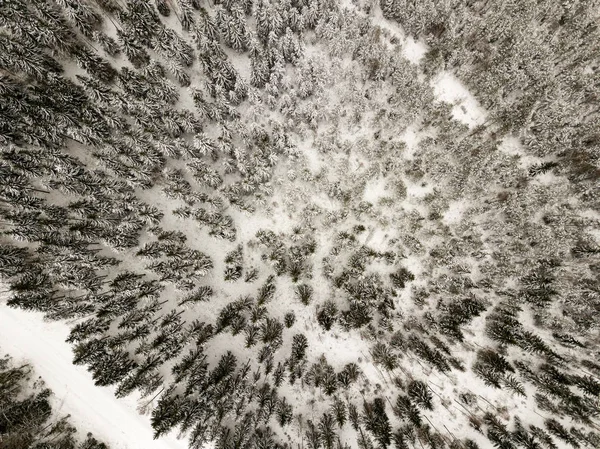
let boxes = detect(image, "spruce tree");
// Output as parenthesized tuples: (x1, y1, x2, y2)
(407, 380, 433, 411)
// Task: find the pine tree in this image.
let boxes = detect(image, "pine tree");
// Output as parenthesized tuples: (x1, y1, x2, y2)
(394, 395, 421, 427)
(337, 363, 361, 387)
(155, 0, 171, 16)
(284, 311, 296, 328)
(407, 380, 433, 411)
(363, 398, 392, 449)
(317, 300, 338, 330)
(260, 317, 283, 348)
(306, 356, 338, 395)
(306, 420, 322, 449)
(389, 267, 414, 289)
(210, 351, 237, 385)
(276, 396, 294, 426)
(151, 387, 183, 438)
(0, 355, 110, 448)
(371, 342, 399, 372)
(177, 0, 196, 31)
(502, 374, 526, 398)
(331, 396, 347, 428)
(573, 375, 600, 397)
(89, 350, 136, 387)
(473, 349, 514, 389)
(319, 413, 337, 449)
(484, 413, 517, 449)
(545, 419, 580, 448)
(257, 274, 277, 305)
(296, 283, 314, 305)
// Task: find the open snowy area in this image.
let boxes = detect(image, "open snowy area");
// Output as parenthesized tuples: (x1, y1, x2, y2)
(0, 1, 599, 449)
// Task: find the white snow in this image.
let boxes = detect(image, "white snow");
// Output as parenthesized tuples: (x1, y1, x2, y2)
(370, 3, 428, 65)
(402, 37, 428, 64)
(497, 135, 526, 157)
(301, 144, 324, 173)
(0, 302, 186, 449)
(399, 125, 421, 159)
(405, 179, 434, 198)
(497, 135, 542, 168)
(443, 200, 468, 225)
(363, 227, 398, 254)
(432, 72, 487, 128)
(363, 177, 387, 203)
(580, 208, 600, 222)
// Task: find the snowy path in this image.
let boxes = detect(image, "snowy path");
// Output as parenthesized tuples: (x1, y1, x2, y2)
(0, 303, 187, 449)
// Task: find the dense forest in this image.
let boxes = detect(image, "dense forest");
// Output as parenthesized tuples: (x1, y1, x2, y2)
(0, 0, 599, 448)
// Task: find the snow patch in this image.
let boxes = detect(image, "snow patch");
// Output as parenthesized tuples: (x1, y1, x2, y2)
(443, 200, 468, 225)
(362, 227, 396, 253)
(402, 37, 428, 64)
(497, 135, 543, 169)
(432, 72, 487, 128)
(400, 125, 421, 159)
(370, 3, 427, 65)
(531, 171, 564, 186)
(301, 144, 323, 173)
(405, 179, 433, 198)
(497, 135, 525, 157)
(402, 255, 425, 277)
(588, 228, 600, 244)
(363, 177, 387, 203)
(580, 208, 600, 221)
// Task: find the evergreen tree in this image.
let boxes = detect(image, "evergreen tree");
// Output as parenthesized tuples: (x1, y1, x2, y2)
(317, 300, 338, 330)
(276, 396, 293, 426)
(296, 283, 314, 305)
(395, 395, 421, 427)
(306, 420, 322, 449)
(407, 380, 433, 411)
(545, 419, 580, 449)
(371, 342, 399, 372)
(306, 356, 338, 395)
(363, 398, 392, 449)
(331, 396, 347, 428)
(473, 349, 514, 389)
(319, 413, 337, 449)
(284, 311, 296, 328)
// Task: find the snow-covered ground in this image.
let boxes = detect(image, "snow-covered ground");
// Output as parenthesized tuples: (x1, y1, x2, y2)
(0, 301, 186, 449)
(402, 36, 428, 64)
(433, 72, 487, 128)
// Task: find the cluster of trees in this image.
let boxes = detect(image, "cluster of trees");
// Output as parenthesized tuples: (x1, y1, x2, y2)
(150, 349, 296, 449)
(317, 228, 407, 331)
(476, 412, 600, 449)
(384, 0, 600, 187)
(253, 228, 317, 281)
(137, 235, 213, 289)
(0, 354, 108, 449)
(434, 294, 487, 342)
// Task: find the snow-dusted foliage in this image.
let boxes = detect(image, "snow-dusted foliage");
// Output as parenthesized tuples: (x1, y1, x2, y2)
(0, 0, 599, 448)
